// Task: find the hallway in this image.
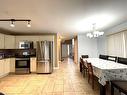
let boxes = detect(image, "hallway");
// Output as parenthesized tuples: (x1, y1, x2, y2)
(0, 58, 99, 95)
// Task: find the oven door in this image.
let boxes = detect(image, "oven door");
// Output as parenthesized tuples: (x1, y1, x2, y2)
(15, 58, 30, 68)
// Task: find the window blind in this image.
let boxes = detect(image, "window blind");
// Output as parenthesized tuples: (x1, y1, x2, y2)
(124, 31, 127, 57)
(107, 32, 124, 57)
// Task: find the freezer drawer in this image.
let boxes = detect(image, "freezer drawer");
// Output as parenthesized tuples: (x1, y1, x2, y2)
(37, 60, 53, 73)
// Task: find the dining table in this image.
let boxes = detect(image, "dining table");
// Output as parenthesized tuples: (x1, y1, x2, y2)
(83, 58, 127, 95)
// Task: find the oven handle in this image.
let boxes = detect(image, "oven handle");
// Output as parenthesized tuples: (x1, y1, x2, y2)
(16, 58, 30, 60)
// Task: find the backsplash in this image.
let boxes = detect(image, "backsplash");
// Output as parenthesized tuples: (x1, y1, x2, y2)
(0, 49, 36, 59)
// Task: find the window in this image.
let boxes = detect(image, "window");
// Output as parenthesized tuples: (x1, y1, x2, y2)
(107, 32, 125, 57)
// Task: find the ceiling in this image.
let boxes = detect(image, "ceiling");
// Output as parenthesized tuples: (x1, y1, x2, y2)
(0, 0, 127, 39)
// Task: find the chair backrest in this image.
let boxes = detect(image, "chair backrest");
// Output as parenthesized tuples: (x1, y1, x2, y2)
(108, 56, 117, 62)
(86, 62, 93, 75)
(117, 57, 127, 65)
(80, 57, 84, 64)
(81, 55, 89, 58)
(0, 92, 5, 95)
(83, 60, 87, 67)
(111, 81, 127, 94)
(99, 54, 108, 60)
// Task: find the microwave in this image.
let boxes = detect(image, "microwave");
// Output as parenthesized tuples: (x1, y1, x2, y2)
(19, 41, 33, 49)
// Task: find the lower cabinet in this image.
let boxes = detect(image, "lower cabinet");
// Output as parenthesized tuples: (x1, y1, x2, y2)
(30, 57, 37, 73)
(0, 58, 10, 78)
(4, 58, 10, 74)
(0, 57, 37, 78)
(10, 58, 15, 73)
(0, 60, 4, 77)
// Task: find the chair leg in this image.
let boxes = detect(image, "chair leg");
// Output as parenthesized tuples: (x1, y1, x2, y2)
(83, 70, 85, 77)
(85, 69, 87, 76)
(85, 69, 88, 77)
(111, 83, 114, 95)
(80, 63, 82, 72)
(88, 74, 90, 83)
(84, 69, 86, 77)
(92, 77, 94, 89)
(82, 69, 84, 77)
(83, 69, 86, 77)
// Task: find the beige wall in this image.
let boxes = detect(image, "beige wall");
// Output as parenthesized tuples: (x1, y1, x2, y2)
(54, 34, 57, 67)
(74, 37, 78, 64)
(56, 34, 61, 68)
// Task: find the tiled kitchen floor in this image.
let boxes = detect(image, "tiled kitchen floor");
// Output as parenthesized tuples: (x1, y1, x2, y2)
(0, 58, 99, 95)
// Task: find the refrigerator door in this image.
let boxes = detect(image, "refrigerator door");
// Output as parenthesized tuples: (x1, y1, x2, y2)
(36, 41, 53, 73)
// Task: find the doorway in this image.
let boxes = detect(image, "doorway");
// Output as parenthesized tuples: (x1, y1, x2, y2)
(61, 39, 74, 61)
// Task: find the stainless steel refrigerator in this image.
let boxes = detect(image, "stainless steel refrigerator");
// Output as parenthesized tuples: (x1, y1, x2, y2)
(36, 41, 53, 73)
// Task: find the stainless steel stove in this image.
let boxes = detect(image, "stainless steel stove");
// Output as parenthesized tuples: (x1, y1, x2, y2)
(15, 51, 30, 74)
(15, 57, 30, 74)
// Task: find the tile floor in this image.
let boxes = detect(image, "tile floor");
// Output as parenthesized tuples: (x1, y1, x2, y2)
(0, 58, 99, 95)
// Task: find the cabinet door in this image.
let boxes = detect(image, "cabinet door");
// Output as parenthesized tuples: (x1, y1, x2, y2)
(0, 60, 4, 77)
(4, 59, 10, 74)
(6, 59, 10, 73)
(30, 58, 36, 72)
(10, 58, 15, 73)
(0, 33, 5, 49)
(0, 60, 2, 76)
(5, 35, 15, 49)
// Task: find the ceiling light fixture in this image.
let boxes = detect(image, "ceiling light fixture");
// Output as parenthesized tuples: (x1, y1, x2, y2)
(0, 19, 31, 27)
(86, 23, 104, 38)
(10, 20, 15, 27)
(27, 20, 31, 27)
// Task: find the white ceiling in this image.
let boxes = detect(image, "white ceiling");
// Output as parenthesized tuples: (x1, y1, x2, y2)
(0, 0, 127, 38)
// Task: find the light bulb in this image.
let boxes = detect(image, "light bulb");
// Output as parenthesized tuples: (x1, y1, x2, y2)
(10, 21, 15, 27)
(86, 33, 93, 38)
(27, 21, 31, 27)
(27, 24, 31, 27)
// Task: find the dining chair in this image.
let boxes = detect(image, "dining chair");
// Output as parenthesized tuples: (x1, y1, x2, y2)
(0, 92, 4, 95)
(107, 56, 117, 62)
(111, 80, 127, 95)
(82, 60, 88, 77)
(81, 55, 89, 58)
(86, 62, 94, 89)
(117, 57, 127, 65)
(80, 57, 83, 72)
(80, 58, 87, 77)
(99, 54, 108, 60)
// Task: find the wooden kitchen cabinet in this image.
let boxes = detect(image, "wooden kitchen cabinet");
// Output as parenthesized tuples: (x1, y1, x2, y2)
(4, 58, 10, 74)
(4, 35, 15, 49)
(0, 33, 5, 49)
(10, 58, 15, 73)
(0, 58, 12, 78)
(0, 60, 4, 77)
(30, 57, 37, 73)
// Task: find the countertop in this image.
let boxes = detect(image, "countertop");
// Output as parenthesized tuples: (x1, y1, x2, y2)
(0, 49, 36, 60)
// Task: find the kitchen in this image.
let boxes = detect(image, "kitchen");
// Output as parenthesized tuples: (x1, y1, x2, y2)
(0, 33, 59, 78)
(1, 0, 127, 95)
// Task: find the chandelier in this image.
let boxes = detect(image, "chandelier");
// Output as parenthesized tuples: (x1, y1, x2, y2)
(86, 23, 104, 38)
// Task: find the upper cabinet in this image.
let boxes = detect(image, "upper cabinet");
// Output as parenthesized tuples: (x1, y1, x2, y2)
(0, 33, 5, 49)
(4, 35, 15, 49)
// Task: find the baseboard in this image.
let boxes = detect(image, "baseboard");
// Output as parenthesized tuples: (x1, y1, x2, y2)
(53, 67, 59, 69)
(0, 73, 9, 78)
(30, 72, 37, 74)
